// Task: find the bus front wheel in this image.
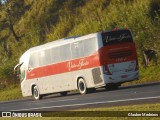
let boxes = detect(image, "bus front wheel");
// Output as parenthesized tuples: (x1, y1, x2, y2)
(78, 78, 88, 94)
(32, 86, 42, 100)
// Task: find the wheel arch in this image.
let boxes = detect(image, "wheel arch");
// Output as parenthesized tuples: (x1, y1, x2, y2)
(30, 83, 38, 95)
(76, 76, 87, 89)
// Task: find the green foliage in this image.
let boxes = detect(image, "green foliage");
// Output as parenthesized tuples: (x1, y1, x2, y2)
(0, 58, 17, 84)
(0, 85, 22, 101)
(0, 0, 160, 87)
(149, 0, 160, 21)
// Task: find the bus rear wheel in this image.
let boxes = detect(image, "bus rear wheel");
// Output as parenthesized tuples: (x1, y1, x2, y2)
(33, 86, 42, 100)
(78, 78, 88, 94)
(105, 83, 121, 90)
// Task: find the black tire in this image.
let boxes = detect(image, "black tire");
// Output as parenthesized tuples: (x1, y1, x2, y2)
(88, 88, 96, 93)
(113, 83, 121, 89)
(33, 86, 42, 100)
(105, 83, 120, 90)
(78, 78, 88, 94)
(60, 91, 68, 96)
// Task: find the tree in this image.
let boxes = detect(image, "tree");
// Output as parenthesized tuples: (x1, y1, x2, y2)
(2, 0, 25, 42)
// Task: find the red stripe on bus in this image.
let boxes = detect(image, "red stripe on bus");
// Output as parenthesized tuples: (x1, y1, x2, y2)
(26, 52, 100, 80)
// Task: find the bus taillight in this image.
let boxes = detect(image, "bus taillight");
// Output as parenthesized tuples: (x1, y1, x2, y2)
(112, 28, 119, 31)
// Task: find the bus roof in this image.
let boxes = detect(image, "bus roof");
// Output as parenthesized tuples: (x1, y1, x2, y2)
(21, 28, 131, 57)
(24, 32, 99, 54)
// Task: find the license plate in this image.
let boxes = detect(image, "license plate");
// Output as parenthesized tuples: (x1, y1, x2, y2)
(121, 75, 128, 78)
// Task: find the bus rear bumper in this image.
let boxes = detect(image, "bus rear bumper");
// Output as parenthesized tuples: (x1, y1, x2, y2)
(104, 71, 139, 84)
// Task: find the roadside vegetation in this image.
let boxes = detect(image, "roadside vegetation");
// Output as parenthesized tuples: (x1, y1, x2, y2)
(0, 85, 22, 101)
(0, 0, 160, 101)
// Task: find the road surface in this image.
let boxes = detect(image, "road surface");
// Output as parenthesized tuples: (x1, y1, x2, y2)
(0, 82, 160, 111)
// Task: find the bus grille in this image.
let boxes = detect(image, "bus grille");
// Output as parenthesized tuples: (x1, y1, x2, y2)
(92, 68, 103, 84)
(109, 50, 132, 58)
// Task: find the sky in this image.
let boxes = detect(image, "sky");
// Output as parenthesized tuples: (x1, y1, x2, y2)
(0, 0, 6, 4)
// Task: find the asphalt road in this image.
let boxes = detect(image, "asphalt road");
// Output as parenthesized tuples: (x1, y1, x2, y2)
(0, 82, 160, 111)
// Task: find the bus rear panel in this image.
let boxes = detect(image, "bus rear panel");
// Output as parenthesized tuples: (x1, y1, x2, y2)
(100, 29, 139, 85)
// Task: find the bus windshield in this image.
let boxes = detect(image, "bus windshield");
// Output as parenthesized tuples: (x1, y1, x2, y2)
(20, 64, 25, 82)
(102, 29, 133, 46)
(14, 62, 25, 82)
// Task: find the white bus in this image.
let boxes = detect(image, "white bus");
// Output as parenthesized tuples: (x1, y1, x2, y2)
(14, 28, 139, 100)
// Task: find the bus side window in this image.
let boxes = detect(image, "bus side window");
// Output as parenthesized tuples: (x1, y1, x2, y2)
(71, 41, 84, 59)
(83, 38, 97, 56)
(29, 52, 40, 68)
(39, 50, 52, 66)
(60, 44, 71, 62)
(51, 47, 61, 64)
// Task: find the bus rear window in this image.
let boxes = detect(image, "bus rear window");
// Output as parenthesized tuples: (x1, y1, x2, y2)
(102, 29, 133, 46)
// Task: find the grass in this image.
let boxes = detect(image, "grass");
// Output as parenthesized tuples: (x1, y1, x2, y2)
(0, 85, 22, 102)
